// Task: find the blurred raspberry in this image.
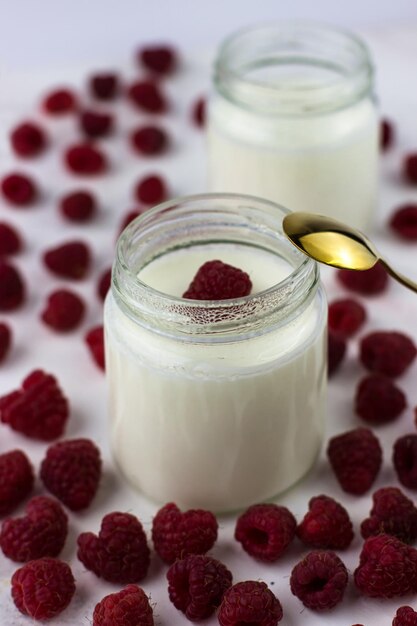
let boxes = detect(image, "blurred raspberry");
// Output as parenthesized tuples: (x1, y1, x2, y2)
(85, 326, 105, 370)
(393, 434, 417, 489)
(328, 330, 346, 376)
(93, 585, 154, 626)
(337, 262, 389, 295)
(297, 495, 354, 550)
(65, 143, 107, 175)
(131, 125, 169, 156)
(134, 174, 167, 205)
(11, 557, 76, 620)
(328, 298, 366, 338)
(0, 222, 22, 255)
(361, 487, 417, 543)
(0, 450, 34, 516)
(290, 550, 348, 610)
(41, 289, 85, 332)
(355, 374, 406, 424)
(360, 331, 416, 378)
(97, 268, 111, 301)
(389, 204, 417, 240)
(128, 80, 167, 113)
(393, 606, 417, 626)
(0, 261, 25, 311)
(89, 72, 119, 100)
(43, 88, 77, 114)
(327, 427, 382, 494)
(43, 241, 91, 279)
(41, 438, 101, 511)
(380, 118, 394, 151)
(192, 97, 206, 128)
(0, 322, 12, 363)
(78, 512, 150, 583)
(80, 109, 113, 138)
(218, 581, 283, 626)
(139, 45, 178, 75)
(1, 172, 37, 206)
(404, 153, 417, 184)
(234, 503, 296, 561)
(60, 190, 97, 222)
(10, 121, 47, 158)
(183, 260, 252, 300)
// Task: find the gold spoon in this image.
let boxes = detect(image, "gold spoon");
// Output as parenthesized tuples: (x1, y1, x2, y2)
(282, 211, 417, 294)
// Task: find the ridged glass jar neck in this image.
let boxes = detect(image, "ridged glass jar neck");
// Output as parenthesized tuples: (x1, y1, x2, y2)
(112, 194, 319, 343)
(214, 21, 374, 116)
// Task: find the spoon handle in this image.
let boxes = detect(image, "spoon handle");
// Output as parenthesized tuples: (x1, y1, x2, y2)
(379, 259, 417, 294)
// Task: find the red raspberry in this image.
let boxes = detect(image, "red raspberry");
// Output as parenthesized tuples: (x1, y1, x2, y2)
(0, 496, 68, 562)
(361, 487, 417, 543)
(393, 434, 417, 489)
(354, 534, 417, 597)
(80, 109, 113, 138)
(355, 374, 406, 424)
(40, 438, 101, 511)
(167, 554, 232, 620)
(183, 260, 252, 300)
(328, 330, 346, 376)
(85, 325, 105, 370)
(0, 369, 69, 441)
(218, 580, 283, 626)
(97, 267, 111, 301)
(328, 298, 366, 338)
(327, 427, 382, 494)
(0, 261, 25, 310)
(0, 322, 12, 363)
(0, 450, 34, 516)
(128, 80, 167, 113)
(380, 118, 394, 151)
(404, 153, 417, 184)
(43, 241, 91, 279)
(11, 557, 76, 620)
(60, 190, 97, 222)
(297, 495, 354, 550)
(134, 174, 167, 205)
(93, 585, 154, 626)
(139, 45, 178, 75)
(41, 289, 85, 332)
(1, 172, 37, 206)
(389, 204, 417, 240)
(337, 262, 389, 295)
(10, 121, 47, 158)
(0, 221, 22, 255)
(290, 550, 348, 610)
(360, 331, 417, 378)
(192, 96, 206, 128)
(119, 210, 141, 234)
(65, 143, 107, 175)
(89, 73, 120, 100)
(393, 607, 417, 626)
(78, 512, 150, 583)
(152, 502, 218, 564)
(131, 125, 169, 156)
(234, 503, 296, 562)
(43, 88, 77, 114)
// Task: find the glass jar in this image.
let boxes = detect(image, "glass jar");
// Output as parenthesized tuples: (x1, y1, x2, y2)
(208, 22, 378, 232)
(104, 194, 327, 512)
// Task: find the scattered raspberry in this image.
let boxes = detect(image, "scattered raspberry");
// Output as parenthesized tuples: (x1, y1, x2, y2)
(360, 331, 416, 378)
(0, 222, 22, 255)
(361, 487, 417, 543)
(152, 502, 218, 564)
(167, 554, 232, 620)
(355, 374, 406, 424)
(93, 585, 154, 626)
(59, 190, 97, 222)
(0, 322, 12, 363)
(10, 121, 47, 158)
(328, 330, 346, 376)
(134, 174, 167, 205)
(393, 434, 417, 489)
(192, 96, 206, 128)
(89, 72, 119, 100)
(381, 118, 394, 151)
(183, 260, 252, 300)
(0, 369, 69, 440)
(78, 512, 150, 583)
(218, 581, 283, 626)
(234, 503, 296, 562)
(43, 88, 77, 114)
(43, 241, 91, 279)
(131, 125, 169, 156)
(40, 438, 101, 511)
(297, 495, 354, 550)
(80, 109, 113, 138)
(404, 153, 417, 184)
(0, 450, 34, 516)
(389, 204, 417, 240)
(290, 550, 348, 610)
(85, 325, 105, 370)
(139, 45, 177, 75)
(41, 289, 85, 332)
(393, 606, 417, 626)
(119, 210, 141, 234)
(327, 427, 382, 494)
(354, 534, 417, 597)
(0, 496, 68, 562)
(11, 557, 76, 620)
(97, 267, 111, 301)
(0, 261, 25, 311)
(1, 172, 37, 206)
(128, 80, 167, 113)
(337, 262, 389, 295)
(328, 298, 366, 338)
(65, 143, 107, 175)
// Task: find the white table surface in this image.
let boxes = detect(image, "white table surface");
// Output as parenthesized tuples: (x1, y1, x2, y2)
(1, 23, 417, 626)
